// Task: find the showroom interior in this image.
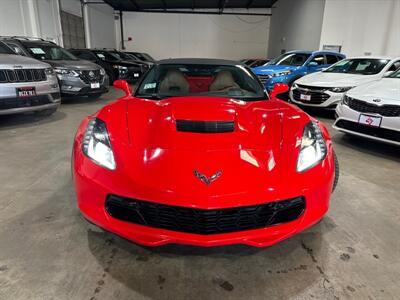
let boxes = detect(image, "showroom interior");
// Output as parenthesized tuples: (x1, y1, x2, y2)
(0, 0, 399, 299)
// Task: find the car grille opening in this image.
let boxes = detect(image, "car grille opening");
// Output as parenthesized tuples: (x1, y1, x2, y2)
(0, 95, 51, 110)
(105, 195, 305, 235)
(335, 119, 400, 142)
(0, 69, 46, 83)
(79, 70, 103, 84)
(292, 89, 330, 104)
(176, 120, 235, 133)
(348, 98, 400, 117)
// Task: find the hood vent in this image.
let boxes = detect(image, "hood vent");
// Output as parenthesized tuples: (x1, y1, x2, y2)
(176, 120, 235, 133)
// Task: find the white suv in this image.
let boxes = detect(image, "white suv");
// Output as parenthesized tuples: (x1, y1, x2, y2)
(0, 42, 60, 116)
(289, 57, 400, 109)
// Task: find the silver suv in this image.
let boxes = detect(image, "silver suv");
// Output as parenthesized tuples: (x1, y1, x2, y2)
(0, 42, 60, 116)
(1, 37, 108, 99)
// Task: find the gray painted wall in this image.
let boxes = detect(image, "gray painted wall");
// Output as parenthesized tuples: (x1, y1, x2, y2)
(268, 0, 326, 57)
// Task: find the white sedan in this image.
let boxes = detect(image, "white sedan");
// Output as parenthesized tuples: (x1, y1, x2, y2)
(333, 69, 400, 146)
(289, 57, 400, 109)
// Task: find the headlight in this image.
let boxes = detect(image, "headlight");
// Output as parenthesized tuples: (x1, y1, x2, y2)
(292, 82, 298, 89)
(82, 118, 116, 170)
(272, 70, 292, 77)
(297, 122, 327, 172)
(45, 68, 55, 76)
(54, 68, 80, 77)
(99, 68, 105, 75)
(330, 86, 353, 93)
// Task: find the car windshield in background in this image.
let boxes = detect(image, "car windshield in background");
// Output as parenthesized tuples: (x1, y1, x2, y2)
(387, 68, 400, 78)
(0, 42, 14, 54)
(136, 64, 266, 101)
(93, 50, 120, 62)
(134, 52, 154, 62)
(110, 51, 132, 60)
(268, 53, 311, 66)
(324, 59, 390, 75)
(25, 44, 78, 61)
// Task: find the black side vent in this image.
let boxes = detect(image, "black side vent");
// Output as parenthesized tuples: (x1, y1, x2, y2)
(176, 120, 234, 133)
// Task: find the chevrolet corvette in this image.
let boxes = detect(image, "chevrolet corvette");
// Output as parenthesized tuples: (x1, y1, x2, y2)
(72, 58, 338, 247)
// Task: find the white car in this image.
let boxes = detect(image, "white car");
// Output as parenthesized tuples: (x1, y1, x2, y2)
(289, 57, 400, 109)
(333, 68, 400, 146)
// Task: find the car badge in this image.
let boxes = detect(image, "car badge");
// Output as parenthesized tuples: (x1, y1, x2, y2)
(372, 99, 381, 103)
(193, 170, 222, 185)
(89, 71, 95, 78)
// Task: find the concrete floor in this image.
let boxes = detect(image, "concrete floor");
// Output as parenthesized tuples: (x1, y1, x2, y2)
(0, 88, 399, 300)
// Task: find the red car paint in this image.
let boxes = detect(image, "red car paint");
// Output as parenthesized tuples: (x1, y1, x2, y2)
(72, 83, 335, 247)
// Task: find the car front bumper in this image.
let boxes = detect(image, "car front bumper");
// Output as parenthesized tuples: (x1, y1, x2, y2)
(72, 130, 335, 247)
(0, 78, 61, 115)
(290, 87, 343, 108)
(58, 73, 109, 96)
(333, 103, 400, 146)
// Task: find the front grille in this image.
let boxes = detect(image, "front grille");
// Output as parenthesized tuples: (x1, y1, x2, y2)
(0, 69, 46, 83)
(292, 89, 330, 104)
(335, 120, 400, 142)
(296, 84, 331, 91)
(176, 120, 235, 133)
(0, 95, 51, 110)
(79, 69, 102, 84)
(105, 195, 305, 235)
(348, 98, 400, 117)
(257, 74, 271, 85)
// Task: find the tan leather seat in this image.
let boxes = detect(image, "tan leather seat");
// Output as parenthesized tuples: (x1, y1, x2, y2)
(209, 70, 239, 91)
(159, 69, 190, 94)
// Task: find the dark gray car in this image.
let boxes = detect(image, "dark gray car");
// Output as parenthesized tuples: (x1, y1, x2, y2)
(1, 37, 109, 99)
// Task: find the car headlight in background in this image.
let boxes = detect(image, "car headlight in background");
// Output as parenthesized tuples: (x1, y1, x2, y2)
(113, 65, 128, 70)
(99, 68, 105, 75)
(271, 70, 292, 77)
(330, 86, 354, 93)
(292, 82, 299, 89)
(297, 122, 327, 172)
(44, 68, 55, 76)
(54, 68, 80, 77)
(82, 118, 116, 170)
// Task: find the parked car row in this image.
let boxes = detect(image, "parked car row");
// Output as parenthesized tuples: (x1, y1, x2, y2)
(251, 51, 400, 146)
(0, 36, 153, 117)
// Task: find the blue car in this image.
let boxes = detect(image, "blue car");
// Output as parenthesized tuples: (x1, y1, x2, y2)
(252, 50, 346, 91)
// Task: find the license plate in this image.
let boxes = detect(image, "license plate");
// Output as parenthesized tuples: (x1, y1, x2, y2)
(17, 87, 36, 97)
(358, 114, 382, 127)
(90, 82, 100, 89)
(134, 73, 139, 78)
(300, 94, 311, 101)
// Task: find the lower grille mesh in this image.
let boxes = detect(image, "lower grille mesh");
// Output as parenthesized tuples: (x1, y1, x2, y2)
(335, 120, 400, 142)
(105, 195, 305, 235)
(0, 95, 51, 110)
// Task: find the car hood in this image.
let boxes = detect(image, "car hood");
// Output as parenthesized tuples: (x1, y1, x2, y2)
(94, 96, 313, 207)
(252, 65, 298, 75)
(347, 78, 400, 104)
(45, 59, 101, 70)
(0, 54, 50, 68)
(297, 71, 380, 87)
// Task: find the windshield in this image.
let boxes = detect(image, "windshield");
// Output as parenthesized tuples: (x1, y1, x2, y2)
(25, 43, 78, 61)
(387, 68, 400, 78)
(0, 42, 14, 54)
(134, 52, 154, 62)
(136, 64, 267, 101)
(268, 53, 311, 66)
(110, 51, 132, 61)
(324, 58, 390, 75)
(93, 50, 120, 62)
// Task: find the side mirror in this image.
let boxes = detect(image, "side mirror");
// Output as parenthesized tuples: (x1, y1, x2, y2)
(113, 79, 132, 97)
(308, 61, 319, 67)
(270, 83, 289, 99)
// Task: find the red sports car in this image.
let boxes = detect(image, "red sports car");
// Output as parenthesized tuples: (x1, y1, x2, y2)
(72, 58, 338, 247)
